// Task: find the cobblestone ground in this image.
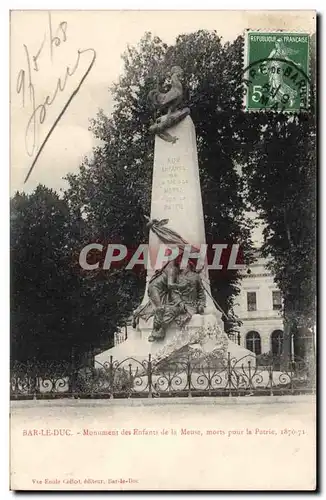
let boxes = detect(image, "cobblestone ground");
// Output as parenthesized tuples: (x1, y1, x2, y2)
(10, 396, 316, 491)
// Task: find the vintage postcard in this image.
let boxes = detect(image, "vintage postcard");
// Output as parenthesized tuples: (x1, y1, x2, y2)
(10, 10, 316, 491)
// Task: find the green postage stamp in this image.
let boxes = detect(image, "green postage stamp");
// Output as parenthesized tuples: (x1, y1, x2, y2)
(244, 31, 310, 112)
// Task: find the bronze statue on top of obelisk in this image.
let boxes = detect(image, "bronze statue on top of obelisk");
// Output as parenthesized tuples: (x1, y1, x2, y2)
(148, 65, 190, 144)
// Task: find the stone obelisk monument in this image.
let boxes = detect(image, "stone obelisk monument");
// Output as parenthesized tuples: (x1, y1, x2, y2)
(144, 113, 218, 314)
(95, 66, 251, 366)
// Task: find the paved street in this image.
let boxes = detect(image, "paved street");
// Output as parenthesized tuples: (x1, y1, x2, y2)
(10, 396, 316, 491)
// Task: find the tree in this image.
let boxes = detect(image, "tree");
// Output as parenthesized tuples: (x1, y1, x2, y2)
(243, 108, 316, 358)
(11, 186, 75, 362)
(65, 31, 255, 326)
(11, 185, 132, 364)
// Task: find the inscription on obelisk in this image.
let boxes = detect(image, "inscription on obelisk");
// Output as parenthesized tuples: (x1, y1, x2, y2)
(149, 115, 206, 271)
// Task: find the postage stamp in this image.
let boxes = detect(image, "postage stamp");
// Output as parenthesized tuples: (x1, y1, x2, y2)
(243, 31, 310, 112)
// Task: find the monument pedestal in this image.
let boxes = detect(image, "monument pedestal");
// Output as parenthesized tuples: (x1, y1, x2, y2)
(95, 319, 252, 368)
(97, 314, 222, 362)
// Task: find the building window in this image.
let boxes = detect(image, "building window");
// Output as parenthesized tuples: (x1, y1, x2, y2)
(272, 291, 282, 310)
(246, 331, 261, 355)
(247, 292, 257, 311)
(271, 330, 283, 356)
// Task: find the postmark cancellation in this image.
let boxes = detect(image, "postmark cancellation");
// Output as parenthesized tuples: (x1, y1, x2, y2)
(243, 31, 311, 112)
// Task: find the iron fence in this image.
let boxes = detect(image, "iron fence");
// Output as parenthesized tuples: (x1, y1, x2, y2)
(10, 353, 315, 400)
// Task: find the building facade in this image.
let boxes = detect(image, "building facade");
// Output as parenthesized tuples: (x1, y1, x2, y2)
(233, 252, 284, 356)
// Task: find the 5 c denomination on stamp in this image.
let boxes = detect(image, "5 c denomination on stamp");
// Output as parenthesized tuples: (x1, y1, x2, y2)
(243, 31, 311, 112)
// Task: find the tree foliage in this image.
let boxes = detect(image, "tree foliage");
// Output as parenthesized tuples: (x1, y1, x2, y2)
(11, 186, 74, 362)
(243, 110, 316, 353)
(11, 186, 137, 363)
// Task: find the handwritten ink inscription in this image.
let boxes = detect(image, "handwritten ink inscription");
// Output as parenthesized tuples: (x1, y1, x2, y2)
(16, 12, 97, 183)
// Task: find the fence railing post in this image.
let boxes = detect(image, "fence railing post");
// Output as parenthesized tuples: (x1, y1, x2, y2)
(269, 364, 274, 396)
(109, 355, 114, 399)
(32, 375, 39, 400)
(187, 357, 192, 398)
(227, 352, 232, 397)
(69, 367, 77, 398)
(128, 363, 133, 399)
(147, 354, 152, 398)
(68, 347, 77, 397)
(32, 363, 40, 400)
(289, 356, 295, 395)
(247, 360, 252, 393)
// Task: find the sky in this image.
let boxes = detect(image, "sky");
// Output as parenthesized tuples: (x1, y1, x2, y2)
(10, 10, 315, 244)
